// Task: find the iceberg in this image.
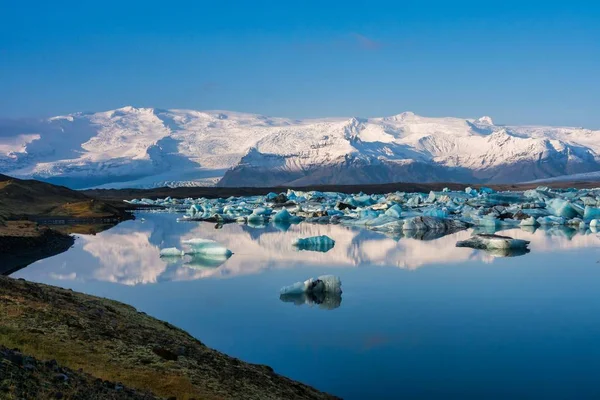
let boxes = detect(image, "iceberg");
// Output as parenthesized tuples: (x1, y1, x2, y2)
(456, 234, 530, 250)
(402, 216, 468, 233)
(182, 238, 233, 257)
(292, 235, 335, 252)
(384, 204, 403, 218)
(546, 199, 581, 219)
(279, 275, 342, 296)
(537, 216, 566, 226)
(584, 206, 600, 221)
(272, 208, 292, 222)
(159, 247, 184, 257)
(519, 216, 538, 227)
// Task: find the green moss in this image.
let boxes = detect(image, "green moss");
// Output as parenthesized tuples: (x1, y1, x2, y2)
(0, 276, 338, 400)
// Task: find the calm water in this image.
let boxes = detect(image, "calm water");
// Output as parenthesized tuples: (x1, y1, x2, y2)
(13, 212, 600, 399)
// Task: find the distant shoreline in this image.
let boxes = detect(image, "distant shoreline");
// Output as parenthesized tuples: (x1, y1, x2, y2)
(82, 180, 600, 201)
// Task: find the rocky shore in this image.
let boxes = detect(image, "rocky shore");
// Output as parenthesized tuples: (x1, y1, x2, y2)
(0, 276, 339, 399)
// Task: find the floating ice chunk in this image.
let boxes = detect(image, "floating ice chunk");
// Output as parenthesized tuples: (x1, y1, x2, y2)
(384, 204, 403, 218)
(546, 199, 581, 219)
(352, 194, 375, 207)
(292, 235, 335, 252)
(159, 247, 184, 257)
(402, 216, 468, 232)
(520, 216, 538, 227)
(182, 238, 233, 257)
(406, 196, 421, 207)
(273, 208, 292, 222)
(584, 206, 600, 221)
(279, 275, 342, 296)
(358, 208, 380, 219)
(252, 207, 272, 216)
(590, 219, 600, 228)
(537, 216, 566, 225)
(456, 234, 530, 250)
(465, 187, 477, 195)
(422, 208, 448, 218)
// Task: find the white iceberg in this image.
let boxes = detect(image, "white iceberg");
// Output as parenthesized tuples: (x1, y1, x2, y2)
(182, 238, 233, 257)
(159, 247, 185, 257)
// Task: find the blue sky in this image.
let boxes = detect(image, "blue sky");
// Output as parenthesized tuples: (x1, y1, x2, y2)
(1, 0, 599, 127)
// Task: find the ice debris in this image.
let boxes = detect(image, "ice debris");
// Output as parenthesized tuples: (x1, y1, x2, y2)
(292, 235, 335, 252)
(159, 247, 184, 257)
(132, 185, 600, 245)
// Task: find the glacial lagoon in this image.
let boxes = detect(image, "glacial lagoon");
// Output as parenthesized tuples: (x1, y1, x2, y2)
(12, 204, 600, 399)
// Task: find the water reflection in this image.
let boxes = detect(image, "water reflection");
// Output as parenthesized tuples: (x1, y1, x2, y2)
(13, 212, 600, 285)
(279, 292, 342, 310)
(482, 248, 531, 258)
(185, 254, 231, 269)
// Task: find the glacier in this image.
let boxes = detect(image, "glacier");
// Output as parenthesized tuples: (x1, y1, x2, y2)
(2, 107, 600, 188)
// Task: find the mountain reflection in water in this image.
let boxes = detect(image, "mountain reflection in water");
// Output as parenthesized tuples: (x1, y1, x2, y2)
(12, 212, 600, 286)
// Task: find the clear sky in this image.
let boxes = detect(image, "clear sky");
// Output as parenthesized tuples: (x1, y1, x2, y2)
(1, 0, 599, 127)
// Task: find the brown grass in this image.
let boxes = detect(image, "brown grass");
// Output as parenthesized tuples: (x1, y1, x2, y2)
(0, 276, 338, 400)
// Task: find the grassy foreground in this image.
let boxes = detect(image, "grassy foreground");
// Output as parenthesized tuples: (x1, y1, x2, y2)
(0, 276, 338, 400)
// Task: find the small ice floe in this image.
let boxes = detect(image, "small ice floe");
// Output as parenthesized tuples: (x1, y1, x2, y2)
(292, 235, 335, 253)
(159, 247, 185, 257)
(280, 275, 342, 295)
(182, 238, 233, 258)
(456, 233, 530, 253)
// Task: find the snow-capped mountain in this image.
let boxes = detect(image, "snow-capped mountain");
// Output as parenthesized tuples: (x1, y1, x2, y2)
(1, 106, 599, 188)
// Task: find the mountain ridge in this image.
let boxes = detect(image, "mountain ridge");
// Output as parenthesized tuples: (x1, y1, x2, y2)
(1, 106, 599, 188)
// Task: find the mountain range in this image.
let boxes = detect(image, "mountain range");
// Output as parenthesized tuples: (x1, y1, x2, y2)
(1, 106, 599, 189)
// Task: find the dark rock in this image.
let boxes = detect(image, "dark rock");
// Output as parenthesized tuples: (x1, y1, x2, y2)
(23, 363, 36, 371)
(336, 201, 356, 210)
(273, 193, 288, 204)
(53, 373, 69, 382)
(152, 346, 179, 361)
(6, 351, 23, 366)
(512, 210, 530, 220)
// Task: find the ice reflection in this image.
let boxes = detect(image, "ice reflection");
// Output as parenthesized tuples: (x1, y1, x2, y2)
(14, 212, 600, 285)
(279, 292, 342, 310)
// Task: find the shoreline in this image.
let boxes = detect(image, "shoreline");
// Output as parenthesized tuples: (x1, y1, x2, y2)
(0, 275, 339, 399)
(82, 180, 600, 202)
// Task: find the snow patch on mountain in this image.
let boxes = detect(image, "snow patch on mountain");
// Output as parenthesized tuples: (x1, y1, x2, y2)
(1, 107, 599, 188)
